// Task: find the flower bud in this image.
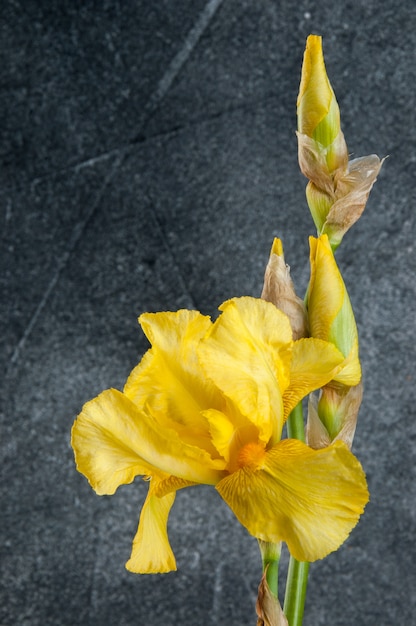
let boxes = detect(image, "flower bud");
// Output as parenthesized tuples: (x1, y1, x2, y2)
(297, 34, 348, 174)
(307, 235, 360, 386)
(297, 35, 384, 249)
(261, 238, 308, 339)
(306, 382, 363, 449)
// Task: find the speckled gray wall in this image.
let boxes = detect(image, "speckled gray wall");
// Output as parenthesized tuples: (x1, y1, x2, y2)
(2, 1, 415, 625)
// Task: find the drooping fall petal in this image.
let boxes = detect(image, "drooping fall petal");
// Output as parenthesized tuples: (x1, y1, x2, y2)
(126, 487, 177, 574)
(72, 390, 160, 495)
(216, 438, 368, 562)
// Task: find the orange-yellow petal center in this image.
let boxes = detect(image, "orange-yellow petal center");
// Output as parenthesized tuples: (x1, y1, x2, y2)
(238, 442, 266, 470)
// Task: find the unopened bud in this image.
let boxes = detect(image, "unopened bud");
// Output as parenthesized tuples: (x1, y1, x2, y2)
(297, 35, 348, 174)
(307, 382, 363, 449)
(308, 235, 360, 386)
(297, 35, 384, 248)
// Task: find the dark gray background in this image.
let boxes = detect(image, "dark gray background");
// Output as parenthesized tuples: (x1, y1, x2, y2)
(2, 1, 415, 625)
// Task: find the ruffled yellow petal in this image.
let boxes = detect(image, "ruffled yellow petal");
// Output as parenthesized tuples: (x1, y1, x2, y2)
(199, 297, 293, 443)
(283, 337, 345, 419)
(126, 487, 177, 574)
(308, 235, 361, 385)
(124, 310, 221, 454)
(72, 389, 226, 494)
(216, 439, 368, 562)
(72, 390, 159, 495)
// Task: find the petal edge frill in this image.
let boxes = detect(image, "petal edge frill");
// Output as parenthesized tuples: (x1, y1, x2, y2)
(216, 439, 368, 562)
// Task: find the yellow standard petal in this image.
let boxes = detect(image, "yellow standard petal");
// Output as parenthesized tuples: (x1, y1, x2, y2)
(72, 388, 226, 495)
(308, 235, 361, 385)
(216, 438, 368, 562)
(124, 309, 222, 454)
(198, 297, 293, 444)
(126, 486, 177, 574)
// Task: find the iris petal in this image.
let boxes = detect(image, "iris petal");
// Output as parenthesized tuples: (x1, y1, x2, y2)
(216, 439, 368, 562)
(199, 297, 292, 443)
(72, 390, 159, 495)
(126, 487, 177, 574)
(72, 388, 226, 493)
(283, 337, 345, 419)
(124, 310, 221, 453)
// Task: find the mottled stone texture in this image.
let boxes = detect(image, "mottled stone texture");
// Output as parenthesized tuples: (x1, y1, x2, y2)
(1, 1, 415, 625)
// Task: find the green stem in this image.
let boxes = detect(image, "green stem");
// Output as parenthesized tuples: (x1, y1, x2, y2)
(286, 402, 306, 442)
(258, 540, 281, 598)
(283, 559, 309, 626)
(284, 402, 309, 626)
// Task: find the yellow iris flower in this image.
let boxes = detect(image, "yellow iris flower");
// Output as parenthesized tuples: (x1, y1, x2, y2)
(72, 296, 368, 573)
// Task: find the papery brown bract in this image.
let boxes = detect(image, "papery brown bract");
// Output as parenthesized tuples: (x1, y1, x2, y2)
(261, 238, 308, 340)
(256, 568, 288, 626)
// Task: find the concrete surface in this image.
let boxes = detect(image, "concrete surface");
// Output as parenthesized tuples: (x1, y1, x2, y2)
(1, 1, 415, 624)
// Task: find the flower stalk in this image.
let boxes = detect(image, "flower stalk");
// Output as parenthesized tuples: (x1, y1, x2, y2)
(283, 403, 309, 625)
(258, 540, 281, 599)
(283, 559, 310, 626)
